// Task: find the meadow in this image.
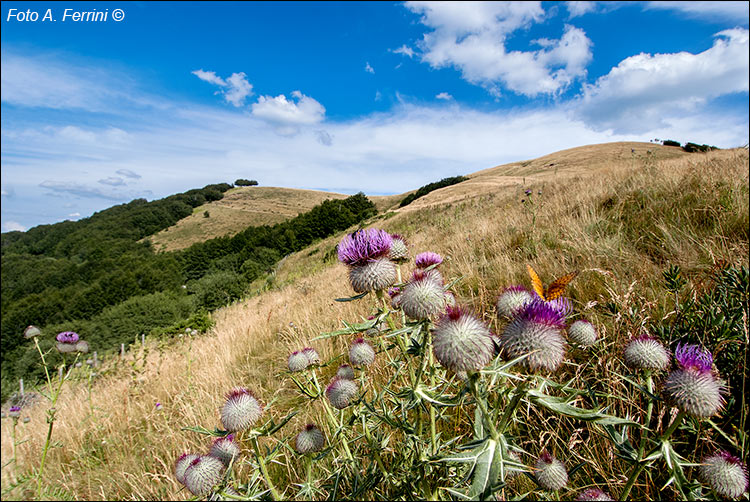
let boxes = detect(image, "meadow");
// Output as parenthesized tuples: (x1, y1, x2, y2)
(1, 143, 747, 501)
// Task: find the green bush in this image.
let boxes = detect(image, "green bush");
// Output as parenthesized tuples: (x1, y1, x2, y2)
(189, 271, 247, 311)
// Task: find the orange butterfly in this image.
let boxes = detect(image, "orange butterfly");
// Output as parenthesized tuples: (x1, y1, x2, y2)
(527, 264, 578, 301)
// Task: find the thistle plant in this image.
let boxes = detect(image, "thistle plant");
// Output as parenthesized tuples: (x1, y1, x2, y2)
(170, 230, 745, 501)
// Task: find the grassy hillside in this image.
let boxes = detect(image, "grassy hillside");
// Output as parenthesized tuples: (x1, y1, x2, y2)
(147, 187, 351, 252)
(1, 143, 747, 501)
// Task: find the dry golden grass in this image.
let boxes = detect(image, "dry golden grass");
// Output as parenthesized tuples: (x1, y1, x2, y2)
(2, 143, 747, 500)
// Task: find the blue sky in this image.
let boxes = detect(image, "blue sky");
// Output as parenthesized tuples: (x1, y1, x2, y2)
(2, 1, 748, 232)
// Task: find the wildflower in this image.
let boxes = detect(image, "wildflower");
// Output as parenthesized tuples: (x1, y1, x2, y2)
(155, 402, 162, 410)
(338, 229, 396, 293)
(699, 451, 749, 498)
(302, 347, 320, 365)
(209, 435, 241, 467)
(623, 335, 670, 371)
(400, 270, 448, 320)
(220, 388, 263, 432)
(496, 285, 534, 319)
(432, 306, 495, 373)
(535, 451, 568, 491)
(349, 338, 375, 366)
(175, 453, 200, 484)
(389, 234, 409, 263)
(568, 319, 597, 347)
(23, 325, 41, 339)
(663, 344, 725, 418)
(9, 406, 21, 418)
(575, 488, 615, 501)
(295, 424, 326, 454)
(183, 455, 225, 496)
(325, 377, 358, 409)
(543, 296, 573, 319)
(55, 331, 80, 353)
(337, 364, 355, 380)
(288, 351, 309, 372)
(500, 301, 566, 372)
(525, 189, 532, 196)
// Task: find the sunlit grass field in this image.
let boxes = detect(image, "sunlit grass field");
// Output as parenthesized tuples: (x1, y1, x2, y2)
(2, 143, 747, 500)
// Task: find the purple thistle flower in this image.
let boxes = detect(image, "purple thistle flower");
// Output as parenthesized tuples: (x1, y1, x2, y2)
(674, 343, 713, 373)
(575, 488, 615, 501)
(415, 251, 443, 269)
(337, 229, 393, 266)
(525, 189, 532, 196)
(56, 331, 79, 344)
(500, 301, 567, 372)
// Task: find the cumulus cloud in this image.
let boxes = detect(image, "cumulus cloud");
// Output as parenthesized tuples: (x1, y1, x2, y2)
(436, 92, 454, 100)
(251, 90, 326, 133)
(404, 1, 593, 97)
(365, 62, 375, 74)
(575, 28, 750, 133)
(566, 1, 599, 18)
(315, 130, 333, 146)
(192, 69, 254, 106)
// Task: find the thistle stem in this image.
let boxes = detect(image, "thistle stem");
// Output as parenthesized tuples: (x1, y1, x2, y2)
(36, 358, 67, 499)
(636, 372, 654, 462)
(497, 382, 527, 435)
(250, 435, 281, 501)
(469, 372, 500, 441)
(619, 410, 686, 501)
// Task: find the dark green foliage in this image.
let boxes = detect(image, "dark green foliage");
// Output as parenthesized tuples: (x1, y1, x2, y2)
(399, 176, 469, 207)
(663, 139, 681, 147)
(1, 189, 376, 398)
(234, 179, 259, 186)
(682, 142, 718, 153)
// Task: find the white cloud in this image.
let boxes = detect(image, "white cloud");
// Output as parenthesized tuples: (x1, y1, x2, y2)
(436, 92, 454, 100)
(404, 1, 593, 96)
(2, 221, 26, 232)
(645, 1, 750, 22)
(392, 45, 416, 58)
(566, 1, 599, 18)
(365, 62, 375, 74)
(192, 69, 253, 107)
(98, 177, 126, 186)
(575, 28, 749, 133)
(251, 90, 326, 132)
(116, 169, 141, 179)
(67, 212, 81, 218)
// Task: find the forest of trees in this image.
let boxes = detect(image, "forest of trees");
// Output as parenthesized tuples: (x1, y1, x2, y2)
(399, 175, 469, 207)
(1, 186, 376, 401)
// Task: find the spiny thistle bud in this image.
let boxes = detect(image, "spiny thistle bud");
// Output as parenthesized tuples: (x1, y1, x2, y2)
(575, 488, 615, 501)
(699, 451, 749, 499)
(325, 377, 358, 409)
(623, 335, 670, 371)
(209, 435, 241, 467)
(288, 351, 309, 372)
(389, 234, 409, 263)
(500, 301, 566, 372)
(663, 344, 725, 418)
(535, 451, 568, 491)
(349, 338, 375, 366)
(295, 424, 326, 454)
(348, 258, 397, 293)
(337, 228, 392, 267)
(496, 286, 534, 319)
(568, 319, 597, 347)
(74, 340, 89, 353)
(432, 306, 495, 373)
(23, 325, 41, 339)
(336, 364, 355, 380)
(220, 388, 263, 432)
(400, 271, 448, 320)
(302, 347, 320, 365)
(175, 453, 200, 485)
(183, 455, 225, 496)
